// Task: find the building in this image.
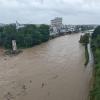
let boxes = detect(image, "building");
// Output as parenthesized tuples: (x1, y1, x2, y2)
(66, 25, 76, 32)
(16, 21, 25, 30)
(51, 17, 62, 27)
(50, 17, 63, 36)
(50, 17, 97, 36)
(50, 17, 79, 36)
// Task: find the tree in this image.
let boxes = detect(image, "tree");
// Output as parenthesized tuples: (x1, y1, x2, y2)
(39, 24, 49, 42)
(0, 24, 50, 49)
(92, 26, 100, 38)
(79, 33, 89, 45)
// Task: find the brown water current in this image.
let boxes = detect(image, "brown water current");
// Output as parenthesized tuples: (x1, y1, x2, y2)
(0, 33, 93, 100)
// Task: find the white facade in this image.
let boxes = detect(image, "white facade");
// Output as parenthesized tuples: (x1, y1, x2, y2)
(51, 17, 62, 27)
(50, 17, 63, 36)
(16, 21, 25, 30)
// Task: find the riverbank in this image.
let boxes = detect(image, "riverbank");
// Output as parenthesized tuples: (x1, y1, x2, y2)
(79, 33, 90, 66)
(50, 32, 79, 39)
(85, 44, 89, 66)
(90, 26, 100, 100)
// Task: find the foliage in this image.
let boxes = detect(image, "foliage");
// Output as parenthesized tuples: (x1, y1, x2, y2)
(92, 26, 100, 39)
(79, 33, 89, 45)
(84, 45, 89, 66)
(79, 33, 90, 66)
(80, 25, 94, 32)
(0, 24, 49, 49)
(90, 26, 100, 100)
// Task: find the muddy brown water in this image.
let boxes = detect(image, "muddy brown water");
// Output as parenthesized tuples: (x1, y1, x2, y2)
(0, 33, 93, 100)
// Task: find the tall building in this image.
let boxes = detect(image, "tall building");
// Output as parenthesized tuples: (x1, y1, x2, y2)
(51, 17, 62, 28)
(50, 17, 63, 36)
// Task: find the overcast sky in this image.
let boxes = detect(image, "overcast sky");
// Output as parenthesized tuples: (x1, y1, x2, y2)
(0, 0, 100, 24)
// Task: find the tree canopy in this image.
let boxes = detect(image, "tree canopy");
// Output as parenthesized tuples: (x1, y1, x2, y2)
(0, 24, 50, 49)
(79, 33, 89, 45)
(92, 26, 100, 38)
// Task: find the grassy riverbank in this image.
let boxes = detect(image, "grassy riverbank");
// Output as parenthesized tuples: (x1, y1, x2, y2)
(90, 26, 100, 100)
(84, 45, 89, 66)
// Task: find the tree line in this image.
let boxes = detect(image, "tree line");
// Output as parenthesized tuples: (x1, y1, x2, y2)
(0, 24, 50, 49)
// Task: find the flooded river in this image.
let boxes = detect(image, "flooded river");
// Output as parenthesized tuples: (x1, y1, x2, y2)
(0, 33, 93, 100)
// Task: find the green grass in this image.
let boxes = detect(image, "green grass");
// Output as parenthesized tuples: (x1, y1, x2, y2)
(90, 44, 100, 100)
(90, 26, 100, 100)
(84, 44, 89, 66)
(90, 64, 100, 100)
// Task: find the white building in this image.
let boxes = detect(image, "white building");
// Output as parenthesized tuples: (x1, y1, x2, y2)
(51, 17, 62, 27)
(66, 25, 76, 32)
(16, 21, 25, 30)
(50, 17, 63, 36)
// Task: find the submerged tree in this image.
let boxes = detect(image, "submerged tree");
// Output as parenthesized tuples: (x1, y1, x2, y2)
(79, 33, 89, 45)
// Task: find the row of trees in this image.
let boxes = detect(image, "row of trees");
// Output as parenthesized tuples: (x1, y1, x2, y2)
(0, 24, 49, 49)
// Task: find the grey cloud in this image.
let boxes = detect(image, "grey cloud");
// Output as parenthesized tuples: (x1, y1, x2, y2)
(0, 0, 100, 24)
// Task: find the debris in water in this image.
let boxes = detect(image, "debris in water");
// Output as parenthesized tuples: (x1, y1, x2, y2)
(52, 75, 58, 79)
(22, 84, 26, 90)
(30, 80, 32, 83)
(41, 82, 45, 88)
(21, 84, 27, 96)
(4, 92, 14, 100)
(48, 92, 50, 96)
(4, 58, 7, 60)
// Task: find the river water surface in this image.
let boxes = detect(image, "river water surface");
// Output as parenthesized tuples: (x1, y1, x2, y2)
(0, 33, 93, 100)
